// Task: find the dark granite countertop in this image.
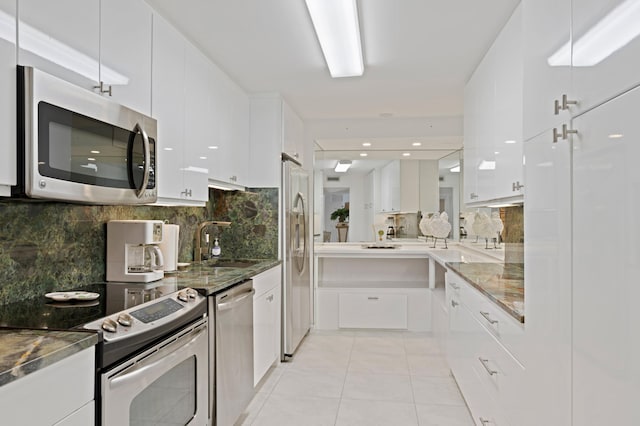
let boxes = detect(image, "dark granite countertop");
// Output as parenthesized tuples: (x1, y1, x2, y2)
(0, 258, 279, 388)
(168, 258, 281, 296)
(0, 329, 97, 387)
(445, 262, 524, 323)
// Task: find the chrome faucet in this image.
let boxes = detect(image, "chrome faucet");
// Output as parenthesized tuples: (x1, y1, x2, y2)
(194, 221, 231, 261)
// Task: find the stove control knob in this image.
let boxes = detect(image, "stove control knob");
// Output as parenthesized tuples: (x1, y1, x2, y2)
(102, 318, 118, 333)
(177, 291, 188, 303)
(117, 313, 133, 327)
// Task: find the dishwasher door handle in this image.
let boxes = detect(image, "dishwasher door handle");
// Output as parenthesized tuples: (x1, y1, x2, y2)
(217, 288, 255, 311)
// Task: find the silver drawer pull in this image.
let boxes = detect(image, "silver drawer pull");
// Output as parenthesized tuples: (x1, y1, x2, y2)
(479, 417, 492, 425)
(367, 297, 379, 300)
(478, 357, 498, 376)
(480, 311, 498, 325)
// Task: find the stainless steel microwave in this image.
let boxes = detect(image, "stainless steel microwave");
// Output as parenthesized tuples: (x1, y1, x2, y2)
(13, 66, 157, 204)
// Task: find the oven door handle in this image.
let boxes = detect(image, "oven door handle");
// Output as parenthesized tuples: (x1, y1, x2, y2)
(132, 122, 150, 199)
(216, 288, 255, 311)
(109, 324, 206, 390)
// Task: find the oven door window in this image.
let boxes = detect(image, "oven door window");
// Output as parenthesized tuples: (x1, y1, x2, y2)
(37, 101, 155, 189)
(130, 355, 197, 426)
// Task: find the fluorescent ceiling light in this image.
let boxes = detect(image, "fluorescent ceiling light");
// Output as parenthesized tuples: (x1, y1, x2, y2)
(478, 160, 496, 170)
(305, 0, 364, 77)
(548, 0, 640, 67)
(334, 160, 352, 172)
(449, 165, 460, 173)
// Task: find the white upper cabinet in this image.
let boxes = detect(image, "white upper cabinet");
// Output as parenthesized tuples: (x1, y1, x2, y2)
(208, 64, 250, 188)
(571, 0, 640, 115)
(282, 100, 304, 165)
(18, 0, 100, 91)
(378, 160, 419, 213)
(524, 0, 640, 141)
(493, 6, 524, 199)
(249, 94, 305, 187)
(183, 43, 212, 201)
(152, 13, 206, 205)
(18, 0, 152, 114)
(464, 4, 523, 205)
(522, 0, 572, 140)
(0, 0, 16, 196)
(100, 0, 152, 115)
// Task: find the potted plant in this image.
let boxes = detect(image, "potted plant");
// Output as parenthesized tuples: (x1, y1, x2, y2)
(330, 206, 349, 222)
(330, 206, 349, 242)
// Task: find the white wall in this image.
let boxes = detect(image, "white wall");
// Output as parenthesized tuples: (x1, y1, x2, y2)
(419, 160, 440, 213)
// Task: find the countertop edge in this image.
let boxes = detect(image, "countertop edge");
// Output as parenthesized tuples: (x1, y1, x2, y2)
(0, 329, 98, 388)
(445, 262, 525, 324)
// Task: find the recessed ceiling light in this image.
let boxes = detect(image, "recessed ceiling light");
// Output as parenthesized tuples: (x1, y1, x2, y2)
(87, 157, 96, 161)
(163, 147, 173, 151)
(360, 153, 368, 157)
(402, 153, 411, 157)
(412, 142, 422, 147)
(362, 142, 371, 147)
(504, 140, 516, 144)
(90, 150, 100, 154)
(494, 151, 500, 155)
(608, 133, 624, 139)
(208, 146, 219, 150)
(199, 156, 207, 160)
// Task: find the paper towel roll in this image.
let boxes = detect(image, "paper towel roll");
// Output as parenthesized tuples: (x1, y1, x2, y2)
(159, 224, 179, 272)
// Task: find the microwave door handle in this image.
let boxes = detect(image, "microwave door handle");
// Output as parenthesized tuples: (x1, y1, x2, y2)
(132, 123, 150, 198)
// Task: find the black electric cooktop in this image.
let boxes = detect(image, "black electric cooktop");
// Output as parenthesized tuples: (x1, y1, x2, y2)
(0, 281, 190, 331)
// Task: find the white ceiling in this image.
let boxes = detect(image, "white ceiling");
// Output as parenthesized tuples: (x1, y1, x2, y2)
(145, 0, 520, 172)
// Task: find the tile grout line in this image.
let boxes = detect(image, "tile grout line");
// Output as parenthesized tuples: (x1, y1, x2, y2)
(333, 333, 355, 426)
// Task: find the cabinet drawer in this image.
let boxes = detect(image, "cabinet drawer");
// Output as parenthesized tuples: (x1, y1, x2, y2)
(338, 293, 407, 329)
(449, 273, 525, 363)
(252, 266, 281, 297)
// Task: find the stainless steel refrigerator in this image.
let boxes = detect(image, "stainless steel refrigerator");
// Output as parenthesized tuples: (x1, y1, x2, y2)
(281, 153, 311, 360)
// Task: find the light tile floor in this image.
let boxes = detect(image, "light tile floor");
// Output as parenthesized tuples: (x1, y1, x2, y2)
(237, 330, 474, 426)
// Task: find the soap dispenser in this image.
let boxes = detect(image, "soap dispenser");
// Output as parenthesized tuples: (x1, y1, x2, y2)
(211, 238, 221, 257)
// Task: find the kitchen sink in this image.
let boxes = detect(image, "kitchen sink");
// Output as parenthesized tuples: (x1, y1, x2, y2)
(207, 259, 260, 269)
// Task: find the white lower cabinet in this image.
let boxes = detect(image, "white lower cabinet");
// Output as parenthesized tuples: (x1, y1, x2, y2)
(315, 255, 431, 331)
(0, 346, 95, 426)
(252, 266, 281, 386)
(446, 273, 525, 426)
(338, 292, 407, 329)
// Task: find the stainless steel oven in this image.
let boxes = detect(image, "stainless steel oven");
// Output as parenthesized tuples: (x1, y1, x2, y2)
(14, 65, 157, 204)
(82, 286, 209, 426)
(101, 317, 208, 426)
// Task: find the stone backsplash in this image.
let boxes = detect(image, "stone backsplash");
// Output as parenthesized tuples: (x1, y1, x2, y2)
(0, 188, 278, 304)
(501, 205, 524, 263)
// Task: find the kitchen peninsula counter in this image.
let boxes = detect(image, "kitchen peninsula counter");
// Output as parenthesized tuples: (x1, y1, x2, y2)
(0, 329, 97, 387)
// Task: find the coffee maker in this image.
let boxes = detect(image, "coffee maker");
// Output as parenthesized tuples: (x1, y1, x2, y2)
(106, 220, 165, 283)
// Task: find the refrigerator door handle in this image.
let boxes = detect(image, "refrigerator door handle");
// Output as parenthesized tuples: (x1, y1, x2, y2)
(292, 192, 307, 274)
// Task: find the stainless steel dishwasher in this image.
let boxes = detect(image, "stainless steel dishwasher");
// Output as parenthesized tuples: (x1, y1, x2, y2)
(209, 280, 255, 426)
